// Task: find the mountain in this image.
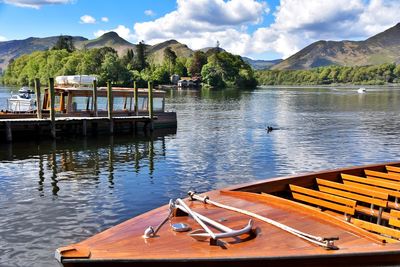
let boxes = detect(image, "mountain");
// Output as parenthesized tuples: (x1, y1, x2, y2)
(0, 34, 195, 72)
(272, 22, 400, 70)
(147, 39, 194, 64)
(242, 57, 282, 70)
(0, 35, 87, 72)
(76, 31, 136, 55)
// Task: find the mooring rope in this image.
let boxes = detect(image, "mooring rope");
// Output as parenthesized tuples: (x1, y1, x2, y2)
(188, 191, 338, 250)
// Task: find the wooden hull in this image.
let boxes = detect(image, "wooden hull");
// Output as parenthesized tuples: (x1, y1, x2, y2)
(56, 162, 400, 266)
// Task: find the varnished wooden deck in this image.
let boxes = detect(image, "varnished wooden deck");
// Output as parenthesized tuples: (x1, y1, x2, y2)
(57, 162, 400, 266)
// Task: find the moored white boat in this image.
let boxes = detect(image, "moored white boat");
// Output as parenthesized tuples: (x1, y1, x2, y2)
(7, 87, 36, 112)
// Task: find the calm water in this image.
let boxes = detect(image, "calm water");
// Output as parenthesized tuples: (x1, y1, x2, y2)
(1, 85, 400, 266)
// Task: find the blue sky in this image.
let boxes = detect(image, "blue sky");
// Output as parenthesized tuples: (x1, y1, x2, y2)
(0, 0, 400, 60)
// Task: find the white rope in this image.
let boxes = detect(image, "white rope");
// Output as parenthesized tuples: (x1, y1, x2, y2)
(188, 191, 337, 249)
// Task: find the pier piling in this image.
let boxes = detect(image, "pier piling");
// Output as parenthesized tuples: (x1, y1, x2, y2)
(148, 81, 154, 132)
(49, 78, 56, 139)
(107, 81, 114, 134)
(82, 119, 87, 136)
(35, 78, 42, 119)
(134, 81, 138, 116)
(93, 80, 98, 117)
(5, 121, 12, 142)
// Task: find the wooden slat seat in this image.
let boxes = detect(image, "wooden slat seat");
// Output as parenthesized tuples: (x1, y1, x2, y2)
(386, 165, 400, 174)
(342, 174, 400, 196)
(316, 178, 389, 223)
(316, 178, 388, 207)
(354, 209, 400, 242)
(289, 184, 356, 218)
(352, 218, 400, 243)
(365, 169, 400, 182)
(390, 209, 400, 228)
(342, 174, 400, 210)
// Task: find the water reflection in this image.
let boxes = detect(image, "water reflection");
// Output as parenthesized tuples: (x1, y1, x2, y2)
(0, 129, 175, 197)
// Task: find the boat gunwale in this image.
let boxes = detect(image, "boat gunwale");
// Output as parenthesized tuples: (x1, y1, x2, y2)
(225, 161, 400, 193)
(60, 247, 400, 264)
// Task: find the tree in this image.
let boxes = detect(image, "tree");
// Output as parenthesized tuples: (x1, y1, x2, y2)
(52, 35, 75, 52)
(135, 41, 148, 71)
(122, 49, 135, 69)
(189, 51, 207, 76)
(163, 47, 177, 75)
(201, 63, 225, 88)
(99, 52, 123, 83)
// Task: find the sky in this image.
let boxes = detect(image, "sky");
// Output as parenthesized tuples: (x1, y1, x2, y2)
(0, 0, 400, 60)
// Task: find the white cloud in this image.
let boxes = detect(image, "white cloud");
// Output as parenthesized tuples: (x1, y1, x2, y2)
(249, 0, 400, 58)
(134, 0, 266, 53)
(101, 17, 109, 22)
(2, 0, 73, 9)
(80, 15, 96, 24)
(144, 9, 155, 16)
(94, 25, 135, 41)
(0, 35, 7, 41)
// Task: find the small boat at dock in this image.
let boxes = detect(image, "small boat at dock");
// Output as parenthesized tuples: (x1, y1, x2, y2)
(56, 162, 400, 266)
(7, 87, 36, 112)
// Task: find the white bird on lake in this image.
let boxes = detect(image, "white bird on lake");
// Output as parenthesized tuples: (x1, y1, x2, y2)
(357, 87, 366, 93)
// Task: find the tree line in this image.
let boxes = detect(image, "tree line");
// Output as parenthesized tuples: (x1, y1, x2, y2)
(1, 37, 257, 88)
(255, 63, 400, 85)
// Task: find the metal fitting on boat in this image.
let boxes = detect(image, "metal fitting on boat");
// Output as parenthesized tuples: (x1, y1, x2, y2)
(143, 199, 175, 238)
(188, 190, 209, 203)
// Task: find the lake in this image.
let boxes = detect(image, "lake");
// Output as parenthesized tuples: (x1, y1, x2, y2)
(1, 85, 400, 266)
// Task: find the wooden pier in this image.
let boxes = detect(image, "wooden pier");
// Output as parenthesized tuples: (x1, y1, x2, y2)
(0, 116, 156, 142)
(0, 78, 177, 142)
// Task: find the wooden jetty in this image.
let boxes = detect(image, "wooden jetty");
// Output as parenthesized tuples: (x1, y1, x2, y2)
(56, 162, 400, 267)
(0, 78, 177, 142)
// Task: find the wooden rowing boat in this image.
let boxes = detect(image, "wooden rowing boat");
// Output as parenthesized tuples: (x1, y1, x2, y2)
(56, 162, 400, 266)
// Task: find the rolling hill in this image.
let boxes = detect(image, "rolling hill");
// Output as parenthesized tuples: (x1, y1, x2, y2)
(0, 35, 87, 72)
(76, 31, 136, 55)
(147, 39, 194, 65)
(272, 22, 400, 70)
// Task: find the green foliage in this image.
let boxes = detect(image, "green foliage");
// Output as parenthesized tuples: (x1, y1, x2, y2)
(52, 35, 75, 52)
(174, 57, 188, 77)
(256, 63, 400, 85)
(163, 47, 177, 76)
(135, 41, 148, 71)
(201, 52, 257, 88)
(2, 47, 130, 86)
(3, 42, 256, 89)
(201, 63, 225, 88)
(189, 51, 207, 76)
(121, 49, 135, 69)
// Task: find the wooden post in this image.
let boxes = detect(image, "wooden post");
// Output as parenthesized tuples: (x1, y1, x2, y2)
(5, 121, 12, 142)
(93, 80, 98, 117)
(82, 119, 87, 136)
(134, 81, 138, 116)
(107, 81, 114, 134)
(35, 78, 42, 119)
(148, 81, 154, 131)
(49, 78, 56, 139)
(148, 81, 153, 120)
